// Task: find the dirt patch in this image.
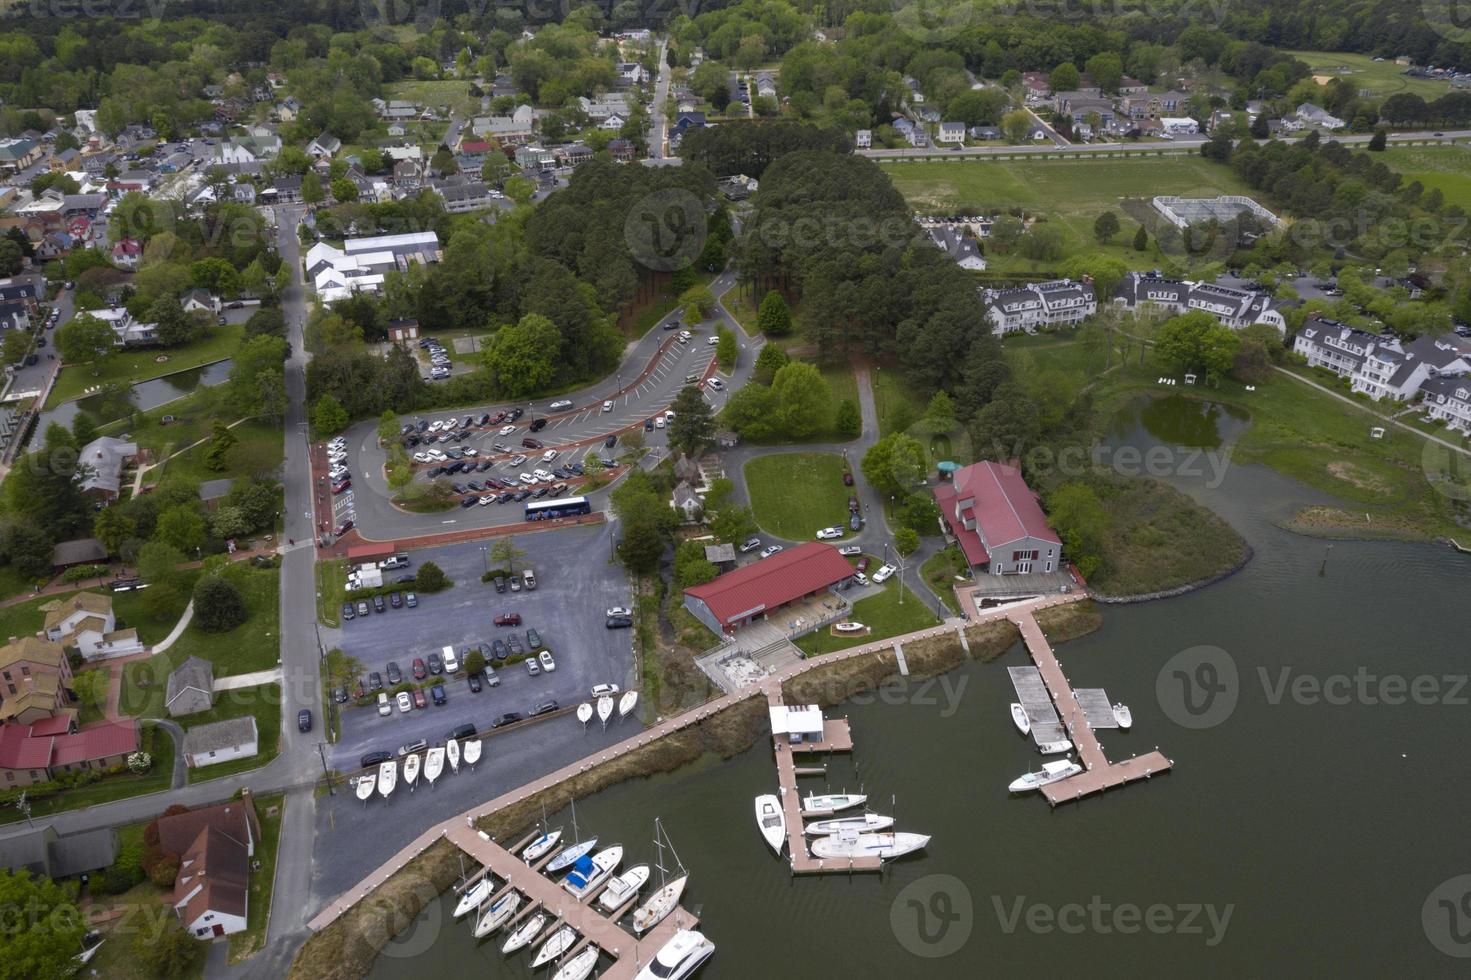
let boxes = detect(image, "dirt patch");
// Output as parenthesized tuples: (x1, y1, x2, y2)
(1035, 601, 1103, 644)
(1326, 461, 1393, 495)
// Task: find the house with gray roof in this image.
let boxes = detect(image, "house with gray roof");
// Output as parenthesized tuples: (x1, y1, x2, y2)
(76, 436, 137, 500)
(0, 825, 118, 879)
(928, 226, 986, 270)
(1419, 374, 1471, 434)
(166, 657, 215, 717)
(983, 280, 1096, 335)
(1292, 316, 1469, 401)
(1115, 273, 1285, 332)
(182, 717, 258, 768)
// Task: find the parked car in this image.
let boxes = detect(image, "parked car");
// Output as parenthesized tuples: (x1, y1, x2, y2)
(759, 545, 783, 559)
(539, 650, 556, 672)
(342, 601, 356, 621)
(483, 666, 500, 687)
(529, 418, 548, 432)
(590, 683, 621, 698)
(380, 554, 410, 569)
(604, 434, 618, 449)
(521, 437, 544, 449)
(602, 400, 614, 412)
(509, 575, 522, 592)
(526, 628, 542, 648)
(448, 723, 477, 740)
(526, 658, 541, 676)
(362, 749, 392, 767)
(368, 671, 383, 690)
(739, 537, 762, 553)
(507, 636, 525, 656)
(396, 691, 412, 713)
(430, 684, 447, 705)
(491, 712, 523, 728)
(816, 527, 844, 540)
(872, 564, 896, 583)
(357, 600, 371, 617)
(856, 556, 871, 573)
(494, 612, 522, 626)
(606, 615, 633, 629)
(522, 568, 537, 590)
(297, 709, 312, 732)
(427, 652, 443, 674)
(377, 693, 392, 716)
(548, 399, 573, 411)
(839, 545, 861, 556)
(398, 739, 428, 757)
(405, 592, 418, 608)
(843, 471, 854, 486)
(386, 661, 403, 684)
(332, 686, 348, 704)
(491, 639, 508, 661)
(467, 673, 483, 693)
(849, 513, 862, 531)
(606, 606, 632, 617)
(493, 576, 506, 593)
(530, 699, 559, 716)
(411, 688, 426, 709)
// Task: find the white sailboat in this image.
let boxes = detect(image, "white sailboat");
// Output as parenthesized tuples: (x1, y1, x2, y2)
(463, 738, 482, 769)
(472, 890, 521, 939)
(632, 818, 689, 936)
(634, 930, 715, 980)
(804, 812, 894, 836)
(376, 761, 397, 799)
(354, 775, 374, 802)
(403, 752, 420, 790)
(810, 830, 931, 860)
(576, 702, 593, 728)
(452, 875, 493, 919)
(500, 910, 546, 954)
(530, 925, 577, 968)
(562, 845, 622, 900)
(1010, 702, 1030, 734)
(618, 690, 638, 719)
(754, 794, 785, 854)
(551, 946, 599, 980)
(596, 864, 649, 912)
(1113, 703, 1133, 729)
(545, 838, 597, 873)
(801, 791, 866, 815)
(523, 828, 563, 864)
(424, 746, 444, 785)
(596, 696, 613, 728)
(446, 737, 460, 774)
(1008, 758, 1083, 793)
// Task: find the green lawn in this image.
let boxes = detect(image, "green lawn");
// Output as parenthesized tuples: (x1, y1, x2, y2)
(871, 365, 927, 437)
(1002, 331, 1112, 377)
(795, 579, 939, 655)
(183, 683, 282, 784)
(316, 559, 347, 627)
(745, 453, 854, 539)
(0, 583, 188, 650)
(153, 418, 285, 486)
(821, 363, 858, 417)
(1284, 50, 1451, 100)
(383, 80, 481, 118)
(47, 324, 243, 408)
(1380, 144, 1471, 210)
(228, 791, 284, 962)
(920, 546, 968, 615)
(0, 722, 175, 824)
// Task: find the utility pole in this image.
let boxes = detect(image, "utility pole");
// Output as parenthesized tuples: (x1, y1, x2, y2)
(318, 742, 334, 795)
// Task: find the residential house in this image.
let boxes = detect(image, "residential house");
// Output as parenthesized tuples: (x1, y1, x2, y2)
(181, 717, 258, 769)
(514, 145, 555, 172)
(50, 538, 107, 571)
(1124, 90, 1190, 119)
(755, 73, 776, 99)
(599, 114, 627, 132)
(0, 825, 118, 880)
(1021, 72, 1051, 100)
(892, 118, 928, 148)
(1160, 116, 1199, 136)
(214, 136, 280, 164)
(434, 180, 497, 214)
(392, 158, 423, 188)
(0, 718, 139, 788)
(374, 99, 420, 120)
(983, 279, 1097, 335)
(49, 148, 81, 173)
(903, 76, 926, 105)
(1114, 273, 1285, 331)
(671, 112, 707, 145)
(555, 143, 594, 169)
(928, 226, 986, 270)
(387, 319, 420, 345)
(617, 62, 648, 86)
(44, 591, 143, 662)
(969, 126, 1001, 140)
(76, 436, 138, 499)
(165, 656, 214, 717)
(159, 796, 260, 941)
(1292, 315, 1471, 401)
(305, 231, 441, 303)
(307, 132, 342, 159)
(0, 635, 74, 726)
(180, 288, 219, 315)
(671, 482, 703, 523)
(1055, 94, 1117, 130)
(1117, 76, 1148, 95)
(1296, 103, 1346, 130)
(936, 121, 966, 145)
(931, 461, 1062, 576)
(1419, 374, 1471, 434)
(0, 138, 41, 174)
(855, 129, 872, 149)
(606, 139, 635, 163)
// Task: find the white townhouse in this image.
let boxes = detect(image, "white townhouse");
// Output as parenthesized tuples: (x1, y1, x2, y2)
(1293, 315, 1471, 401)
(983, 279, 1096, 335)
(1115, 273, 1286, 332)
(1419, 374, 1471, 434)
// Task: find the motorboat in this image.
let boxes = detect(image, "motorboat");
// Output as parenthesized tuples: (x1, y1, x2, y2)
(562, 845, 622, 900)
(576, 702, 593, 727)
(801, 792, 866, 815)
(452, 875, 493, 919)
(596, 864, 649, 911)
(402, 752, 420, 788)
(463, 739, 482, 767)
(804, 812, 894, 836)
(546, 838, 598, 873)
(754, 794, 785, 854)
(500, 911, 546, 954)
(618, 690, 638, 719)
(634, 929, 715, 980)
(376, 761, 397, 799)
(522, 828, 563, 864)
(354, 775, 374, 802)
(1113, 703, 1133, 729)
(530, 925, 578, 968)
(810, 830, 931, 860)
(446, 738, 460, 774)
(1009, 758, 1083, 793)
(1038, 739, 1072, 755)
(424, 747, 445, 785)
(596, 696, 614, 727)
(472, 890, 521, 939)
(1010, 702, 1030, 735)
(833, 622, 866, 633)
(552, 946, 599, 980)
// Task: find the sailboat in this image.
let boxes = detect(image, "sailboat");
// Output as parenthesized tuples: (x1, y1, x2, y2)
(754, 794, 785, 854)
(1113, 703, 1133, 729)
(618, 690, 639, 719)
(576, 702, 593, 728)
(1010, 702, 1030, 734)
(810, 830, 931, 860)
(424, 746, 445, 785)
(551, 945, 599, 980)
(472, 890, 521, 938)
(801, 791, 866, 815)
(452, 875, 493, 919)
(500, 910, 546, 954)
(446, 738, 460, 774)
(562, 845, 622, 900)
(1008, 758, 1082, 793)
(632, 818, 689, 935)
(403, 752, 420, 790)
(596, 864, 649, 912)
(354, 775, 374, 802)
(523, 828, 563, 863)
(596, 696, 613, 728)
(546, 800, 595, 873)
(530, 925, 577, 968)
(463, 738, 482, 769)
(376, 761, 397, 799)
(804, 812, 894, 836)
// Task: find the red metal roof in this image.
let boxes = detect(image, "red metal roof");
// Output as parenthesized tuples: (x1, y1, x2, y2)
(0, 723, 52, 769)
(932, 483, 990, 565)
(346, 542, 394, 560)
(949, 461, 1059, 547)
(50, 720, 137, 766)
(27, 715, 72, 737)
(684, 542, 853, 626)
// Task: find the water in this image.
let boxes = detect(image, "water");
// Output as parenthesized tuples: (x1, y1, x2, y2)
(35, 358, 233, 433)
(367, 395, 1471, 978)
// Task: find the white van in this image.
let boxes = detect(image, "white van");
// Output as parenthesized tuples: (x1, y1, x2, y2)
(442, 645, 459, 673)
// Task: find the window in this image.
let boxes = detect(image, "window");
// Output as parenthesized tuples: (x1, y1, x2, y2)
(1045, 561, 1053, 572)
(1011, 549, 1038, 562)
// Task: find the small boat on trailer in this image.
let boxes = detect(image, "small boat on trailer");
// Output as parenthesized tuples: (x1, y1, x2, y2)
(596, 696, 614, 727)
(576, 702, 593, 727)
(376, 761, 397, 799)
(402, 752, 420, 789)
(463, 739, 482, 768)
(446, 738, 460, 774)
(618, 690, 639, 719)
(424, 747, 445, 785)
(833, 622, 866, 633)
(354, 775, 374, 802)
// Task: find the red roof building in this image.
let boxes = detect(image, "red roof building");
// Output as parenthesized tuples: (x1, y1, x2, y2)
(683, 542, 854, 634)
(0, 718, 139, 788)
(932, 461, 1061, 576)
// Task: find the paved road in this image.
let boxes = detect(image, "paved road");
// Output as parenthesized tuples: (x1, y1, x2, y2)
(647, 39, 671, 160)
(858, 128, 1471, 159)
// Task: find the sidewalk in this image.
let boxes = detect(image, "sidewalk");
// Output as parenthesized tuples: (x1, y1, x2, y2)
(214, 667, 284, 691)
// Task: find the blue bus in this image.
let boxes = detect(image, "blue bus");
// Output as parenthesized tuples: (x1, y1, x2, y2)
(525, 495, 591, 521)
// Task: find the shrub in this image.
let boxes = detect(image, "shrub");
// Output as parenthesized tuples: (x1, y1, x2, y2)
(62, 564, 108, 583)
(192, 575, 247, 632)
(414, 561, 448, 592)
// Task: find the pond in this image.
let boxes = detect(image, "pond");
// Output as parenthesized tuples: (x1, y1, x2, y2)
(34, 358, 234, 436)
(1108, 393, 1250, 450)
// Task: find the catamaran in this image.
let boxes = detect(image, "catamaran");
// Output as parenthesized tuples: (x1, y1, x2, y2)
(634, 930, 715, 980)
(376, 761, 397, 799)
(1010, 702, 1030, 734)
(801, 791, 866, 815)
(1008, 758, 1083, 793)
(530, 925, 578, 968)
(576, 702, 593, 728)
(463, 738, 482, 768)
(500, 910, 546, 954)
(403, 752, 420, 789)
(452, 875, 493, 919)
(810, 830, 931, 860)
(632, 818, 689, 936)
(804, 812, 894, 836)
(354, 774, 374, 802)
(1113, 702, 1133, 729)
(562, 845, 622, 900)
(551, 945, 599, 980)
(446, 737, 460, 774)
(596, 695, 614, 728)
(424, 746, 445, 785)
(596, 864, 649, 912)
(472, 889, 521, 938)
(522, 828, 563, 864)
(754, 794, 785, 854)
(618, 690, 638, 719)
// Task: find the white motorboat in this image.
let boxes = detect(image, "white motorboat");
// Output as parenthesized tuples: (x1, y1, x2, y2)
(810, 830, 931, 860)
(633, 817, 689, 935)
(597, 864, 649, 911)
(530, 925, 578, 968)
(354, 775, 374, 802)
(424, 747, 445, 784)
(1009, 758, 1083, 793)
(463, 739, 482, 767)
(452, 875, 493, 919)
(552, 945, 599, 980)
(522, 828, 563, 863)
(446, 737, 460, 774)
(376, 761, 397, 799)
(1113, 702, 1133, 729)
(1038, 739, 1072, 755)
(618, 690, 638, 719)
(545, 838, 598, 873)
(804, 812, 895, 836)
(801, 792, 866, 815)
(402, 752, 420, 788)
(500, 911, 546, 954)
(562, 845, 622, 900)
(754, 794, 785, 854)
(472, 890, 521, 938)
(634, 929, 715, 980)
(833, 621, 866, 633)
(576, 702, 593, 727)
(1010, 702, 1030, 734)
(596, 696, 614, 727)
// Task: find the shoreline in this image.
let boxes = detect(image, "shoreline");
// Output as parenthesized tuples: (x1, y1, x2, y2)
(1089, 542, 1255, 605)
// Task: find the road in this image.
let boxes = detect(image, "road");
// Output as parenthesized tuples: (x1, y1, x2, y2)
(858, 128, 1471, 159)
(1024, 105, 1069, 147)
(647, 39, 671, 160)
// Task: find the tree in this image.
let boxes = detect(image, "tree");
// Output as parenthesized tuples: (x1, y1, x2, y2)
(156, 505, 206, 554)
(862, 433, 927, 496)
(969, 381, 1040, 461)
(330, 177, 358, 203)
(680, 285, 716, 321)
(1048, 481, 1106, 579)
(415, 560, 448, 591)
(202, 420, 237, 472)
(312, 395, 349, 436)
(56, 313, 115, 368)
(483, 313, 560, 398)
(894, 527, 920, 557)
(376, 410, 400, 445)
(132, 916, 199, 978)
(710, 503, 757, 544)
(464, 649, 487, 677)
(1002, 109, 1032, 143)
(1133, 224, 1149, 251)
(1368, 128, 1387, 151)
(0, 238, 22, 277)
(1155, 310, 1241, 381)
(757, 290, 792, 336)
(834, 399, 861, 439)
(1084, 52, 1123, 93)
(753, 343, 789, 384)
(667, 384, 715, 457)
(193, 575, 247, 632)
(1093, 211, 1121, 244)
(715, 327, 737, 370)
(1250, 113, 1270, 139)
(1050, 62, 1080, 93)
(0, 869, 87, 979)
(2, 329, 28, 364)
(490, 536, 526, 573)
(771, 362, 831, 438)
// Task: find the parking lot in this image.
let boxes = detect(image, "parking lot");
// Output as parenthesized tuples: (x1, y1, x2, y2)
(329, 523, 635, 769)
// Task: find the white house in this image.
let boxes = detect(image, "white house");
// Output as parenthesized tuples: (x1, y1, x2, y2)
(84, 306, 157, 346)
(1160, 116, 1199, 136)
(936, 121, 966, 144)
(1419, 374, 1471, 434)
(1293, 315, 1471, 401)
(1115, 273, 1285, 332)
(306, 232, 440, 303)
(928, 226, 986, 270)
(182, 717, 258, 768)
(44, 591, 143, 662)
(1296, 103, 1346, 130)
(180, 289, 219, 315)
(983, 280, 1096, 335)
(854, 129, 871, 148)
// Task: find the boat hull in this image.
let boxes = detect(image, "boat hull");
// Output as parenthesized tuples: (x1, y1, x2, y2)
(632, 875, 688, 935)
(754, 794, 785, 854)
(1008, 762, 1082, 792)
(810, 832, 931, 860)
(597, 864, 650, 912)
(801, 793, 866, 815)
(472, 892, 520, 939)
(453, 878, 492, 919)
(501, 912, 546, 954)
(1010, 702, 1030, 735)
(531, 926, 577, 968)
(545, 838, 597, 873)
(552, 946, 599, 980)
(522, 829, 562, 863)
(804, 813, 894, 836)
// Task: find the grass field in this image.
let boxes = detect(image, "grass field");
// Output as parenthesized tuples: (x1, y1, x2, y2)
(745, 453, 854, 539)
(229, 792, 285, 962)
(920, 546, 969, 615)
(46, 324, 243, 408)
(1285, 50, 1451, 100)
(383, 79, 482, 119)
(1380, 144, 1471, 210)
(871, 365, 927, 437)
(795, 579, 938, 655)
(152, 418, 284, 486)
(0, 583, 188, 649)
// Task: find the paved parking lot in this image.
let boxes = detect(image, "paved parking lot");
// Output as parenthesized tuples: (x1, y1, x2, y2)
(329, 523, 635, 768)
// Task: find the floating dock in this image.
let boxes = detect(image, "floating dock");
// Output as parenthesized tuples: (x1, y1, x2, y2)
(1007, 666, 1067, 747)
(1073, 688, 1119, 729)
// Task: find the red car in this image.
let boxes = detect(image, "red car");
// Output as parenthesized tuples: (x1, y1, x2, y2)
(412, 657, 427, 680)
(842, 471, 854, 486)
(490, 411, 507, 424)
(494, 612, 522, 627)
(856, 557, 870, 573)
(332, 480, 351, 494)
(412, 688, 427, 709)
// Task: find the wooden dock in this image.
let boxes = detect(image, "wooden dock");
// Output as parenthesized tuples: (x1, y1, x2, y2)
(1007, 665, 1067, 747)
(1007, 612, 1172, 806)
(1073, 688, 1119, 729)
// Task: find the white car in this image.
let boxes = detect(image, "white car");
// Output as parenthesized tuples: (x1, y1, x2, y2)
(396, 691, 412, 713)
(816, 527, 844, 540)
(707, 335, 719, 346)
(460, 447, 477, 457)
(590, 683, 621, 698)
(539, 650, 556, 672)
(602, 400, 614, 412)
(706, 378, 725, 391)
(852, 571, 870, 587)
(377, 692, 391, 716)
(427, 420, 444, 433)
(872, 564, 896, 584)
(606, 606, 632, 617)
(654, 416, 666, 429)
(519, 473, 537, 485)
(664, 409, 676, 421)
(678, 330, 692, 341)
(499, 425, 516, 435)
(428, 450, 448, 462)
(838, 545, 861, 556)
(508, 454, 528, 465)
(533, 469, 553, 482)
(541, 449, 559, 462)
(739, 537, 761, 553)
(759, 544, 783, 559)
(413, 451, 431, 463)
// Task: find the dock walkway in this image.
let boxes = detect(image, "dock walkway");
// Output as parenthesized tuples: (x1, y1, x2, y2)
(1007, 665, 1066, 746)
